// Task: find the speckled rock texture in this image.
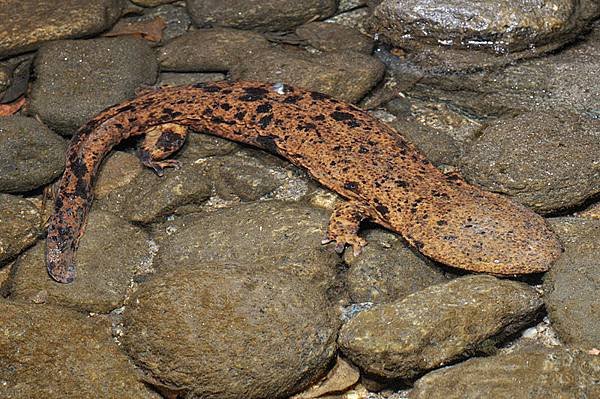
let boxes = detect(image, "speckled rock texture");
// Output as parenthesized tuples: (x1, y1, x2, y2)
(29, 37, 158, 135)
(386, 20, 600, 117)
(295, 22, 375, 54)
(158, 28, 271, 72)
(0, 195, 41, 265)
(544, 217, 600, 348)
(9, 211, 150, 313)
(409, 346, 600, 399)
(343, 229, 449, 304)
(186, 0, 338, 31)
(0, 0, 123, 58)
(0, 301, 159, 399)
(368, 0, 600, 71)
(460, 111, 600, 214)
(152, 201, 339, 291)
(0, 116, 66, 193)
(122, 263, 339, 398)
(338, 275, 543, 380)
(131, 0, 176, 6)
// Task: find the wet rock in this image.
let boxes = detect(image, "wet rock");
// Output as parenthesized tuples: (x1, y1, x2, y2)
(232, 48, 385, 103)
(344, 229, 449, 304)
(131, 0, 176, 6)
(339, 0, 369, 12)
(0, 194, 41, 265)
(9, 211, 150, 313)
(295, 22, 375, 54)
(208, 149, 300, 201)
(327, 7, 371, 33)
(0, 301, 158, 399)
(409, 346, 600, 399)
(0, 55, 33, 103)
(390, 21, 600, 117)
(158, 71, 226, 86)
(94, 151, 145, 200)
(338, 275, 543, 380)
(0, 65, 9, 96)
(126, 3, 191, 43)
(186, 0, 338, 31)
(0, 0, 122, 58)
(29, 37, 158, 135)
(122, 263, 339, 398)
(368, 0, 599, 71)
(152, 201, 339, 290)
(544, 217, 600, 348)
(158, 28, 271, 72)
(460, 111, 600, 214)
(0, 116, 66, 193)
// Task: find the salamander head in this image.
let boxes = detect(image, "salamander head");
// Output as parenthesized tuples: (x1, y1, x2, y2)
(405, 187, 562, 275)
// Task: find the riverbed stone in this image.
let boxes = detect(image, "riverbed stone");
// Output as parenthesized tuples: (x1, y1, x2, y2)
(338, 275, 543, 380)
(9, 211, 150, 313)
(0, 195, 41, 266)
(122, 263, 339, 398)
(0, 300, 159, 399)
(232, 48, 385, 103)
(186, 0, 338, 31)
(460, 111, 600, 214)
(29, 37, 158, 135)
(295, 22, 375, 54)
(0, 0, 123, 58)
(543, 217, 600, 348)
(0, 116, 67, 193)
(344, 229, 449, 304)
(158, 28, 271, 71)
(368, 0, 600, 71)
(409, 346, 600, 398)
(152, 201, 339, 290)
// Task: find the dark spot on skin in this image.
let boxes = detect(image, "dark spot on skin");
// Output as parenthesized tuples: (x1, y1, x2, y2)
(347, 120, 360, 128)
(358, 146, 369, 153)
(116, 104, 136, 113)
(163, 108, 182, 118)
(239, 87, 269, 101)
(283, 95, 302, 104)
(375, 204, 389, 215)
(235, 111, 246, 120)
(69, 157, 88, 179)
(114, 123, 123, 129)
(156, 130, 186, 151)
(333, 145, 342, 151)
(437, 220, 448, 226)
(211, 116, 236, 125)
(344, 182, 358, 191)
(395, 179, 408, 188)
(414, 240, 425, 249)
(256, 103, 272, 113)
(298, 122, 316, 131)
(310, 91, 329, 101)
(203, 107, 213, 116)
(331, 111, 354, 121)
(256, 135, 279, 153)
(199, 84, 221, 92)
(73, 177, 89, 199)
(314, 114, 325, 121)
(220, 103, 232, 111)
(258, 114, 273, 129)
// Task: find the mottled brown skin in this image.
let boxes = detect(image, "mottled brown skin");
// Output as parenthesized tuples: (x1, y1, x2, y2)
(46, 80, 562, 283)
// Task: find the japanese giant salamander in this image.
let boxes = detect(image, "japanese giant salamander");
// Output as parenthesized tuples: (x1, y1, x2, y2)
(46, 80, 562, 283)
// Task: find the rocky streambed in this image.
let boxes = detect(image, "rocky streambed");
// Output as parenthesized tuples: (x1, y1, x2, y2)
(0, 1, 599, 398)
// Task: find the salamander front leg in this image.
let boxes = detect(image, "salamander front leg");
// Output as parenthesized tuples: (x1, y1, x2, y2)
(138, 123, 188, 176)
(322, 201, 371, 256)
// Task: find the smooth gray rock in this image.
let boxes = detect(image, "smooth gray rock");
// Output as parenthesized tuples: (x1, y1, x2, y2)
(339, 275, 543, 380)
(29, 37, 158, 135)
(0, 116, 66, 193)
(122, 263, 339, 398)
(295, 22, 375, 54)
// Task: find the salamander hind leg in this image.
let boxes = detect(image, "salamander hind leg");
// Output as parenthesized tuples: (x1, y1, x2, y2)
(322, 201, 372, 256)
(138, 123, 188, 176)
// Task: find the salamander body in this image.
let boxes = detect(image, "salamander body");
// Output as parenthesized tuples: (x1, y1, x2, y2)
(46, 80, 561, 283)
